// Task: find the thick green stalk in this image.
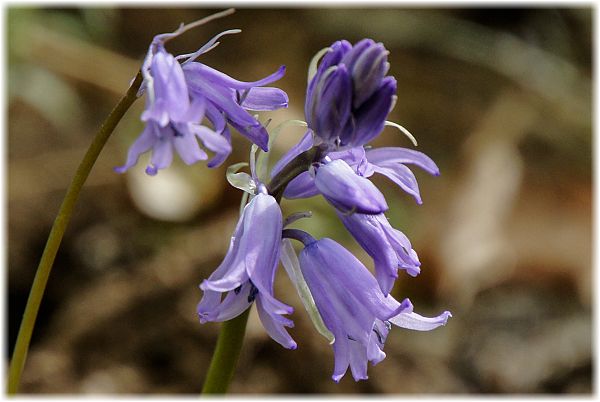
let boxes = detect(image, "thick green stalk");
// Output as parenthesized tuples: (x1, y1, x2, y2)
(7, 71, 143, 394)
(201, 308, 251, 394)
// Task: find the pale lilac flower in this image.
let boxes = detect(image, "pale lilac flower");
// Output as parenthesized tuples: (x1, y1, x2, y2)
(338, 212, 421, 296)
(305, 39, 396, 149)
(198, 193, 296, 349)
(115, 25, 288, 175)
(292, 235, 450, 382)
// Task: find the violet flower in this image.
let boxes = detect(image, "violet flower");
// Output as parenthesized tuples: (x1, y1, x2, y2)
(338, 212, 421, 296)
(115, 23, 288, 175)
(306, 39, 396, 149)
(197, 193, 296, 350)
(290, 234, 450, 382)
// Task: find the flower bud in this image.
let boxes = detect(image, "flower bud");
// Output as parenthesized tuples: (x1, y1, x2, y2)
(305, 39, 396, 149)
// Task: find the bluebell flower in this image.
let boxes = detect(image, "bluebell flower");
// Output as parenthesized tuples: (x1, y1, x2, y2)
(305, 39, 396, 149)
(115, 22, 288, 175)
(293, 235, 450, 382)
(338, 212, 421, 296)
(197, 193, 296, 350)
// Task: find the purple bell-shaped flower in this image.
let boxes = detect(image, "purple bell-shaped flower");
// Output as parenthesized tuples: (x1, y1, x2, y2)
(198, 193, 296, 350)
(289, 234, 450, 382)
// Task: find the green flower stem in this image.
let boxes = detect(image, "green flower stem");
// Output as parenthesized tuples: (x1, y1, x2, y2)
(201, 308, 251, 394)
(7, 71, 143, 395)
(201, 145, 324, 394)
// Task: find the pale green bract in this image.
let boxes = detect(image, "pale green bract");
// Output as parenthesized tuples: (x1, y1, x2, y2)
(226, 162, 256, 194)
(280, 239, 335, 344)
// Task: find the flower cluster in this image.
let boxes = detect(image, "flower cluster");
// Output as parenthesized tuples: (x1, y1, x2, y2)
(119, 14, 450, 383)
(115, 20, 288, 175)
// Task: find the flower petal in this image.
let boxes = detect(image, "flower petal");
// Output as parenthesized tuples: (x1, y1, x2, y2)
(205, 101, 227, 133)
(183, 63, 286, 90)
(241, 87, 289, 111)
(145, 49, 191, 123)
(315, 159, 388, 214)
(283, 172, 319, 199)
(305, 40, 352, 119)
(309, 65, 353, 143)
(348, 341, 369, 381)
(199, 208, 248, 292)
(192, 125, 232, 155)
(350, 42, 390, 108)
(366, 147, 440, 176)
(172, 125, 208, 165)
(390, 309, 452, 331)
(114, 123, 157, 174)
(256, 296, 297, 350)
(197, 282, 252, 323)
(207, 126, 232, 168)
(370, 162, 422, 204)
(145, 130, 174, 176)
(352, 76, 396, 146)
(242, 194, 283, 295)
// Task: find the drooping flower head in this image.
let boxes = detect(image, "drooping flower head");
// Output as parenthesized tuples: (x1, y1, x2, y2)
(305, 39, 396, 149)
(115, 11, 289, 175)
(284, 232, 450, 382)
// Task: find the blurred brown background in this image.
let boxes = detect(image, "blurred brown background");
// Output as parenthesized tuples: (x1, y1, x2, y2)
(7, 7, 592, 394)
